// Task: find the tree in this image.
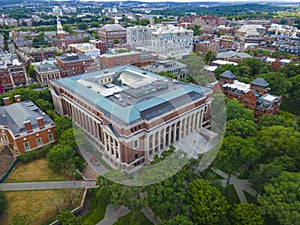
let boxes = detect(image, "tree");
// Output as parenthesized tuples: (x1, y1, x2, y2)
(47, 144, 83, 173)
(226, 99, 254, 121)
(83, 36, 90, 43)
(258, 114, 295, 130)
(187, 179, 230, 225)
(113, 38, 119, 44)
(54, 116, 73, 137)
(260, 72, 291, 97)
(214, 136, 260, 192)
(204, 50, 216, 64)
(90, 21, 99, 28)
(256, 126, 300, 167)
(57, 210, 81, 225)
(258, 171, 300, 225)
(230, 203, 264, 225)
(35, 98, 53, 112)
(226, 118, 257, 138)
(26, 65, 35, 79)
(110, 185, 146, 220)
(77, 22, 88, 30)
(239, 58, 264, 77)
(159, 215, 193, 225)
(0, 191, 6, 214)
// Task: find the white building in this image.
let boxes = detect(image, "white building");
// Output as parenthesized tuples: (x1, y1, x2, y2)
(68, 43, 100, 59)
(127, 25, 194, 59)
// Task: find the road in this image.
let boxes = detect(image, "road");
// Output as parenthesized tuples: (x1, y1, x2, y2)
(0, 180, 98, 191)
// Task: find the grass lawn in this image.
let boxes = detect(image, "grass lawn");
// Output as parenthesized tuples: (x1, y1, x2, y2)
(5, 158, 68, 182)
(226, 184, 240, 204)
(113, 210, 153, 225)
(0, 189, 84, 225)
(243, 191, 257, 204)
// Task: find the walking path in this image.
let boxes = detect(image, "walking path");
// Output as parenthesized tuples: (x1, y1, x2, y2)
(0, 180, 98, 191)
(213, 168, 257, 202)
(97, 204, 130, 225)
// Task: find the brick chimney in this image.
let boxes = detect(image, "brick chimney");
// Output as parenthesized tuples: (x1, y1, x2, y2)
(3, 97, 10, 106)
(36, 117, 45, 128)
(24, 120, 32, 131)
(14, 95, 21, 102)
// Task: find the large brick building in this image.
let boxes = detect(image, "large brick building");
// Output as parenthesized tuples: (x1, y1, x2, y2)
(50, 66, 213, 170)
(219, 70, 281, 117)
(98, 24, 127, 45)
(98, 50, 158, 69)
(0, 96, 56, 155)
(55, 53, 96, 77)
(0, 58, 28, 92)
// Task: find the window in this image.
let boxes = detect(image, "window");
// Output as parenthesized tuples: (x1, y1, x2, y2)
(36, 137, 42, 146)
(134, 139, 139, 149)
(48, 133, 53, 142)
(3, 134, 8, 142)
(204, 105, 208, 113)
(24, 142, 30, 151)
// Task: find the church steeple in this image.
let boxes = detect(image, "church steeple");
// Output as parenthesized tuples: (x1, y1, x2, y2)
(56, 16, 67, 39)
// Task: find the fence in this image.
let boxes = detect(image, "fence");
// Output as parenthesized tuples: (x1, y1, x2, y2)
(0, 157, 19, 183)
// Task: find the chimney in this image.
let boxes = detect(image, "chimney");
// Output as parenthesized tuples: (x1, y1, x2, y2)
(3, 97, 10, 106)
(24, 121, 32, 131)
(36, 117, 45, 128)
(14, 95, 21, 103)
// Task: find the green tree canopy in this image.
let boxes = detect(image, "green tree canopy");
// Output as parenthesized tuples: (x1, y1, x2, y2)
(226, 99, 254, 121)
(230, 203, 264, 225)
(47, 144, 83, 173)
(258, 171, 300, 225)
(57, 210, 81, 225)
(158, 215, 193, 225)
(226, 118, 257, 138)
(187, 179, 229, 225)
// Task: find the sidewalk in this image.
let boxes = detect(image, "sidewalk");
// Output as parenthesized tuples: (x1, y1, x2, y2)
(213, 168, 257, 203)
(0, 180, 98, 191)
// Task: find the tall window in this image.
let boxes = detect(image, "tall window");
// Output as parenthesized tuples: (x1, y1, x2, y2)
(3, 134, 8, 142)
(24, 142, 30, 151)
(36, 137, 42, 146)
(48, 133, 53, 142)
(134, 139, 139, 149)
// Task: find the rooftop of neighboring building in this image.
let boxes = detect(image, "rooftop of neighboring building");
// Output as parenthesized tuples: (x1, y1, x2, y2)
(143, 60, 187, 72)
(52, 65, 211, 125)
(56, 53, 92, 62)
(99, 24, 126, 32)
(216, 51, 253, 59)
(0, 99, 54, 135)
(251, 77, 269, 87)
(34, 61, 59, 73)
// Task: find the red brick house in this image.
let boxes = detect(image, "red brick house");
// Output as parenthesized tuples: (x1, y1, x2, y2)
(0, 96, 56, 155)
(219, 70, 281, 118)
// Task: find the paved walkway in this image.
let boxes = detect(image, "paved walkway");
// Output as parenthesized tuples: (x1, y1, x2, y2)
(213, 168, 257, 202)
(97, 204, 130, 225)
(0, 180, 98, 191)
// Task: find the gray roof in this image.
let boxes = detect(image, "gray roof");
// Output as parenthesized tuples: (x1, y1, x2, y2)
(217, 51, 252, 59)
(220, 70, 236, 79)
(99, 24, 126, 32)
(251, 78, 269, 87)
(0, 100, 54, 135)
(57, 53, 92, 62)
(35, 63, 59, 72)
